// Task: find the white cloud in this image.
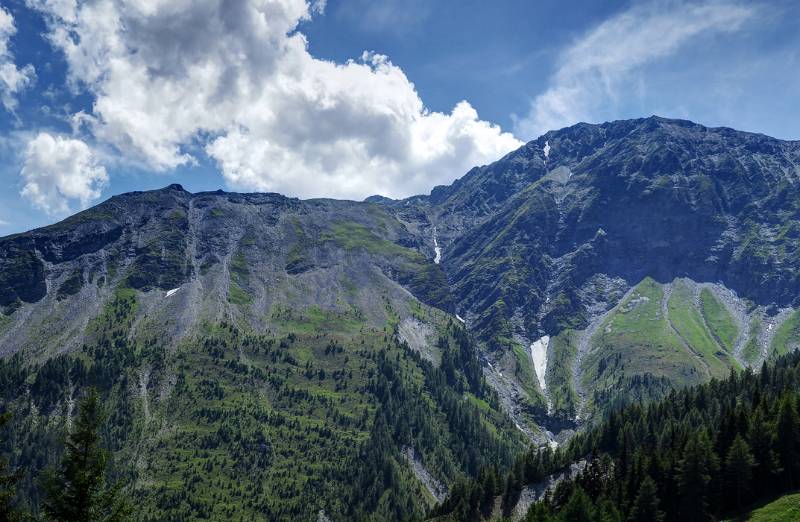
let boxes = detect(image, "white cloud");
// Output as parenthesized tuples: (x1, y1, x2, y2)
(20, 132, 108, 216)
(0, 6, 36, 112)
(515, 0, 755, 139)
(29, 0, 521, 200)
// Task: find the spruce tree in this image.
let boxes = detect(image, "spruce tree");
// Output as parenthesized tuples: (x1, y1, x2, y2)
(0, 413, 26, 522)
(558, 486, 594, 521)
(677, 430, 718, 522)
(748, 406, 779, 497)
(775, 394, 800, 488)
(724, 434, 755, 511)
(40, 389, 131, 522)
(627, 476, 664, 522)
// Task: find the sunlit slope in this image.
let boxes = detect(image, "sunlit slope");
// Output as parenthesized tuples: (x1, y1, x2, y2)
(532, 277, 800, 421)
(741, 492, 800, 521)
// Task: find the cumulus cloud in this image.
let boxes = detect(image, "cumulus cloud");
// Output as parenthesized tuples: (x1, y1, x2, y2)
(29, 0, 521, 200)
(515, 0, 755, 138)
(20, 133, 108, 216)
(0, 6, 36, 112)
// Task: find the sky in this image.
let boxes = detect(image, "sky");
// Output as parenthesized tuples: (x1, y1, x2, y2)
(0, 0, 798, 234)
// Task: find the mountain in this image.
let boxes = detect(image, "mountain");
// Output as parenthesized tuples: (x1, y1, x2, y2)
(0, 187, 526, 520)
(2, 116, 800, 520)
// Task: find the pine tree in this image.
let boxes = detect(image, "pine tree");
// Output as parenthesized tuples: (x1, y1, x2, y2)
(775, 394, 800, 488)
(523, 502, 553, 522)
(40, 389, 131, 522)
(627, 475, 664, 522)
(596, 496, 623, 522)
(558, 486, 595, 521)
(0, 413, 26, 522)
(578, 450, 605, 500)
(724, 434, 755, 511)
(676, 430, 718, 522)
(748, 406, 779, 497)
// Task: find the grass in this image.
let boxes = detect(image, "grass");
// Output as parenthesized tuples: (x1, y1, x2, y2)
(743, 317, 764, 365)
(547, 329, 578, 417)
(699, 288, 739, 352)
(227, 281, 252, 305)
(740, 492, 800, 521)
(322, 221, 415, 260)
(585, 278, 706, 398)
(227, 251, 253, 305)
(668, 280, 735, 377)
(770, 310, 800, 359)
(510, 339, 539, 400)
(270, 305, 365, 336)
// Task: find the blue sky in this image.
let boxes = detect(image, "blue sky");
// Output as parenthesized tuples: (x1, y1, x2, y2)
(0, 0, 798, 234)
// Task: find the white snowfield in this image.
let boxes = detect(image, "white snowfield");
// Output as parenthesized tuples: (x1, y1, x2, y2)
(432, 228, 442, 264)
(165, 288, 180, 298)
(530, 335, 550, 392)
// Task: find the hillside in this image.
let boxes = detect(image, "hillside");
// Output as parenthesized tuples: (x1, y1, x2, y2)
(2, 116, 800, 520)
(432, 351, 800, 521)
(742, 492, 800, 521)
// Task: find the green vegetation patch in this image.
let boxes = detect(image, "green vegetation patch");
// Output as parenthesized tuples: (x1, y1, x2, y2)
(699, 288, 739, 352)
(547, 329, 578, 417)
(322, 221, 413, 259)
(743, 317, 764, 366)
(585, 278, 706, 404)
(270, 305, 365, 337)
(770, 310, 800, 360)
(745, 492, 800, 521)
(668, 280, 734, 377)
(227, 281, 252, 305)
(509, 338, 542, 405)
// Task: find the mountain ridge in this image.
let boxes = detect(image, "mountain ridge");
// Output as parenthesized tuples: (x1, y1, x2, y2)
(3, 115, 800, 520)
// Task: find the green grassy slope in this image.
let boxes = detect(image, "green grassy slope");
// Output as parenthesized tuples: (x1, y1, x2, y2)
(770, 311, 800, 360)
(582, 278, 705, 410)
(667, 279, 737, 377)
(699, 287, 739, 352)
(738, 492, 800, 521)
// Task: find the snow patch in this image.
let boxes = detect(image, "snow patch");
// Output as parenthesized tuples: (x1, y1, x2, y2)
(455, 314, 465, 323)
(165, 287, 180, 298)
(543, 140, 551, 160)
(530, 335, 550, 392)
(432, 227, 442, 264)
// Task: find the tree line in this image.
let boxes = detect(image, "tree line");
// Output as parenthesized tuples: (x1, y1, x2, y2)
(433, 350, 800, 521)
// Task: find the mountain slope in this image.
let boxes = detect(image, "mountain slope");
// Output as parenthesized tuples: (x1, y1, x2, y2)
(0, 187, 525, 520)
(389, 116, 800, 431)
(3, 116, 800, 520)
